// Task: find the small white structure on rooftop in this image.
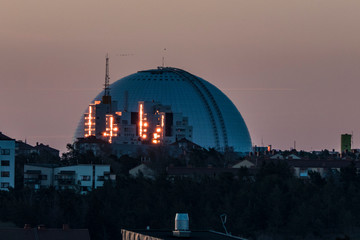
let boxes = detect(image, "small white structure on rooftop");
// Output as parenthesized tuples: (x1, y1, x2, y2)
(173, 213, 191, 238)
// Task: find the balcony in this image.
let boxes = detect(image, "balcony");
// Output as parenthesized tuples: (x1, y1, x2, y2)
(24, 177, 41, 185)
(56, 171, 76, 185)
(57, 179, 75, 185)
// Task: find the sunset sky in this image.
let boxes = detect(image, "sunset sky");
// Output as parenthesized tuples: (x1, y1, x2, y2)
(1, 0, 360, 153)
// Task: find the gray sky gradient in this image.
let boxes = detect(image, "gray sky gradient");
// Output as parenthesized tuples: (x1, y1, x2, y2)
(1, 0, 360, 153)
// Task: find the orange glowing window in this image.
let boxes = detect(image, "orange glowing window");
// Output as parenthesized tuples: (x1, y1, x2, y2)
(139, 103, 143, 136)
(156, 128, 161, 133)
(152, 139, 158, 144)
(144, 122, 148, 127)
(142, 134, 147, 139)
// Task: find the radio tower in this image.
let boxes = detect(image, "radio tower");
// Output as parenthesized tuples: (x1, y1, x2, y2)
(102, 54, 111, 104)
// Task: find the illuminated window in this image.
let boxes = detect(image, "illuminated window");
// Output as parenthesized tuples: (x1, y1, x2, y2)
(300, 169, 308, 177)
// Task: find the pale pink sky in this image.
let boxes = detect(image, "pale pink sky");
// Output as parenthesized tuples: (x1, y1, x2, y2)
(1, 0, 360, 153)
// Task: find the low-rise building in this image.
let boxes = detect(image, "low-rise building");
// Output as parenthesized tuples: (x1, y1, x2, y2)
(15, 140, 37, 156)
(34, 142, 60, 158)
(24, 163, 58, 189)
(74, 136, 110, 156)
(288, 159, 357, 178)
(24, 164, 115, 194)
(231, 157, 360, 179)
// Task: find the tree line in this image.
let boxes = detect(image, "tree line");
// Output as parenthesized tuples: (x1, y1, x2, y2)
(2, 159, 360, 239)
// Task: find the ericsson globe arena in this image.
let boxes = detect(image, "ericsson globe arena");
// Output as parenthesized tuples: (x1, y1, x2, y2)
(76, 67, 252, 152)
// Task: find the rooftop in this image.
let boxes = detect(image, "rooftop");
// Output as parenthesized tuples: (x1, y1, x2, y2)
(0, 228, 90, 240)
(122, 229, 247, 240)
(0, 132, 13, 141)
(16, 141, 35, 150)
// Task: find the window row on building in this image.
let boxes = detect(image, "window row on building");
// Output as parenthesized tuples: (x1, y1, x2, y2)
(24, 164, 116, 194)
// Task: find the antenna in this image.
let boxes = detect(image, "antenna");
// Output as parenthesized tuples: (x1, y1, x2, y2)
(102, 54, 112, 105)
(162, 48, 166, 67)
(220, 214, 229, 235)
(104, 54, 110, 96)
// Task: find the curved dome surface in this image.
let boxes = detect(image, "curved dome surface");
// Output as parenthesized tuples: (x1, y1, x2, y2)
(76, 67, 252, 152)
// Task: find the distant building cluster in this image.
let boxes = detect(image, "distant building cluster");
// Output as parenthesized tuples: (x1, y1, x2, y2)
(1, 60, 359, 193)
(0, 131, 115, 193)
(232, 149, 360, 179)
(75, 65, 252, 152)
(84, 99, 192, 146)
(0, 132, 63, 191)
(130, 147, 360, 180)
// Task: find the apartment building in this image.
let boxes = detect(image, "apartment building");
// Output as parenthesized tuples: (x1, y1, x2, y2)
(24, 164, 115, 194)
(0, 132, 15, 190)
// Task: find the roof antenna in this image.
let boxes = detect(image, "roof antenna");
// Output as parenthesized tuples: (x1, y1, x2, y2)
(102, 54, 112, 104)
(220, 214, 229, 235)
(162, 48, 166, 67)
(104, 53, 110, 96)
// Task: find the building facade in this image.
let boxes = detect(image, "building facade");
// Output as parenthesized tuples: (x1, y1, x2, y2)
(341, 134, 352, 153)
(24, 164, 115, 194)
(0, 132, 15, 190)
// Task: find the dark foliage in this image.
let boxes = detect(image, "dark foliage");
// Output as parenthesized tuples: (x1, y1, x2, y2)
(2, 161, 360, 240)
